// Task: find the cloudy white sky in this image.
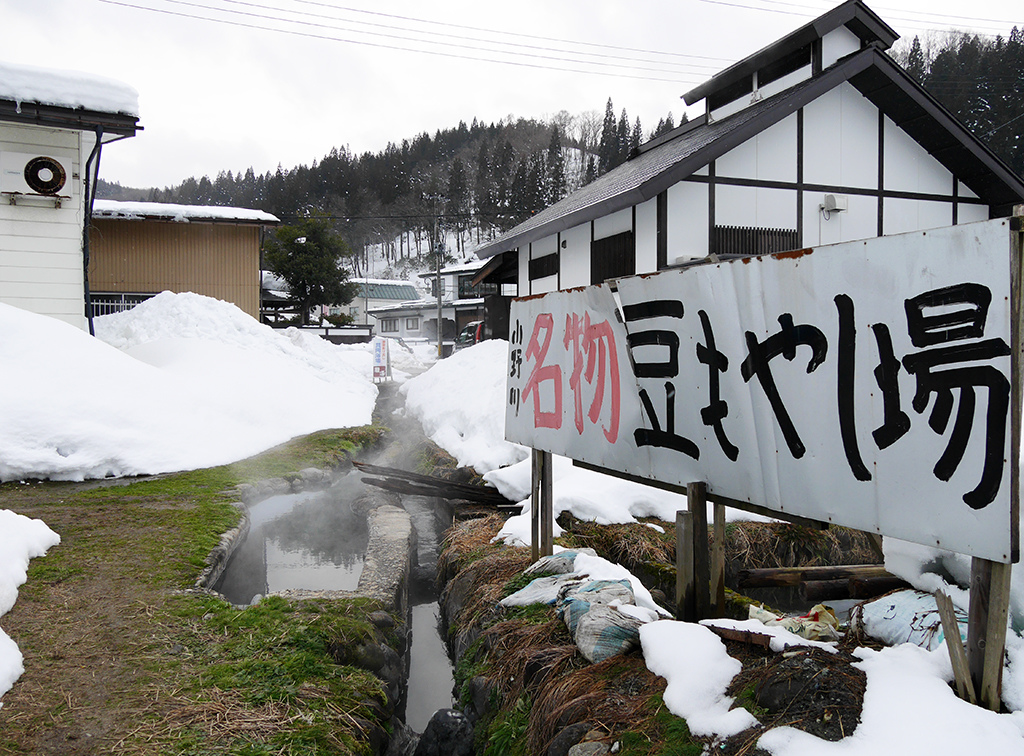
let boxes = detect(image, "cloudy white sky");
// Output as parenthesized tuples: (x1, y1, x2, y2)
(2, 0, 1020, 190)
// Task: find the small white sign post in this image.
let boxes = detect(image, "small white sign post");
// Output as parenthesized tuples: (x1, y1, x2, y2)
(506, 218, 1023, 709)
(372, 337, 391, 382)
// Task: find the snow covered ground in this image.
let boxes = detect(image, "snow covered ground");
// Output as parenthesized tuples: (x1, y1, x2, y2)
(5, 304, 1024, 751)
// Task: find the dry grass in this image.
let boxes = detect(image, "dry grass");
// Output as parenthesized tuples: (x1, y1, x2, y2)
(725, 522, 879, 572)
(113, 684, 370, 755)
(557, 513, 675, 567)
(482, 617, 581, 705)
(436, 513, 509, 580)
(525, 655, 667, 755)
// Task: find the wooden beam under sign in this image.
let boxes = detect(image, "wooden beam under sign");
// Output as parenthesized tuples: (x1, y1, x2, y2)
(571, 459, 829, 529)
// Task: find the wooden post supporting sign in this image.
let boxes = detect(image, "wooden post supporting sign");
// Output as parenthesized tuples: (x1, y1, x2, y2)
(688, 482, 712, 620)
(531, 448, 553, 562)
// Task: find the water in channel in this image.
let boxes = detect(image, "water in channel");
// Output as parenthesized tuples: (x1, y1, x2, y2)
(215, 477, 367, 605)
(213, 475, 456, 733)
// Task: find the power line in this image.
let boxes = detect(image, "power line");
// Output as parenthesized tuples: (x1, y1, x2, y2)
(242, 0, 738, 66)
(97, 0, 713, 83)
(157, 0, 716, 76)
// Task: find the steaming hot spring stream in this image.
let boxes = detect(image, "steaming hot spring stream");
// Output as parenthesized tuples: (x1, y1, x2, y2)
(213, 475, 455, 733)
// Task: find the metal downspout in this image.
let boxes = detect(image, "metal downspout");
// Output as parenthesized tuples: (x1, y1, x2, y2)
(82, 126, 104, 336)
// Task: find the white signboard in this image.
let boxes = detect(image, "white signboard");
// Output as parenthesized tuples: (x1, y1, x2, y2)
(506, 220, 1020, 562)
(372, 337, 390, 381)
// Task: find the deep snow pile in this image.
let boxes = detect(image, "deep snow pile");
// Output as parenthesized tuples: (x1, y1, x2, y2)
(1, 292, 378, 481)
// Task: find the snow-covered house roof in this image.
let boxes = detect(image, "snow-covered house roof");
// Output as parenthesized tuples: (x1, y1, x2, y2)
(93, 200, 279, 225)
(0, 60, 141, 135)
(418, 260, 486, 278)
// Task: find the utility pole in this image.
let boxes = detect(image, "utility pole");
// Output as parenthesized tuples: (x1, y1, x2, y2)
(435, 238, 443, 359)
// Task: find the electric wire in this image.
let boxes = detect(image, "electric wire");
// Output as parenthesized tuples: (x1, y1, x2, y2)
(96, 0, 713, 83)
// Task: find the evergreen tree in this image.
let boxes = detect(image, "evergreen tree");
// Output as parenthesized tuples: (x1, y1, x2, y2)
(906, 36, 926, 80)
(616, 108, 630, 166)
(264, 214, 356, 325)
(546, 126, 567, 204)
(598, 98, 618, 175)
(583, 155, 598, 186)
(630, 117, 643, 155)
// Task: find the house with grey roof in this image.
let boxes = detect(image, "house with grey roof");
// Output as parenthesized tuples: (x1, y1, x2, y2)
(368, 261, 503, 347)
(473, 0, 1024, 299)
(332, 278, 421, 326)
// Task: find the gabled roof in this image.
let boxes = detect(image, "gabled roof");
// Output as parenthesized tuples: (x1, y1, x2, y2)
(474, 44, 1024, 260)
(682, 0, 897, 106)
(0, 61, 141, 136)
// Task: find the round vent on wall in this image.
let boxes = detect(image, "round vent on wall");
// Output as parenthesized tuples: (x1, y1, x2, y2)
(24, 156, 67, 195)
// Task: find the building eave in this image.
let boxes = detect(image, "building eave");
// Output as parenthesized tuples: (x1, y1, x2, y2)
(0, 99, 141, 136)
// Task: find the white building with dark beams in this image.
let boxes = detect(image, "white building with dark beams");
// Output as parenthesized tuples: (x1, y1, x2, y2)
(473, 0, 1024, 298)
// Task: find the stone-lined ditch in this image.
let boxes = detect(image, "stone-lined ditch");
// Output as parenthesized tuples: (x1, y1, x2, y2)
(193, 381, 464, 755)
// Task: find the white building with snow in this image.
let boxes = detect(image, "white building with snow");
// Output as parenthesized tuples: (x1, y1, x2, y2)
(0, 61, 141, 331)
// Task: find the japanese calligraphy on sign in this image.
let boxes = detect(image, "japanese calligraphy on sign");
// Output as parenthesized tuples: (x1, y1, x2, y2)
(505, 219, 1020, 563)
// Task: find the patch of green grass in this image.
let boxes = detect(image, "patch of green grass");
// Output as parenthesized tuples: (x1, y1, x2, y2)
(734, 683, 769, 720)
(483, 695, 531, 756)
(618, 695, 702, 756)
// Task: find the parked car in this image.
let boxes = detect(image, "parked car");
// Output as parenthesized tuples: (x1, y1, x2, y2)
(455, 320, 483, 349)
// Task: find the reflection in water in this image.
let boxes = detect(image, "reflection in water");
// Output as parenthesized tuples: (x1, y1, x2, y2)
(406, 601, 455, 733)
(215, 483, 368, 605)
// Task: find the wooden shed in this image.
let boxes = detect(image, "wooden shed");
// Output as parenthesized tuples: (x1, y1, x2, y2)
(89, 200, 279, 319)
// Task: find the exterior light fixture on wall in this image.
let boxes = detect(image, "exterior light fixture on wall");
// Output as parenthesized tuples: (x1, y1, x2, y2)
(820, 194, 848, 220)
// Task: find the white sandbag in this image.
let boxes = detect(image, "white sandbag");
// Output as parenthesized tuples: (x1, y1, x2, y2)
(499, 574, 582, 607)
(852, 589, 967, 651)
(523, 548, 598, 576)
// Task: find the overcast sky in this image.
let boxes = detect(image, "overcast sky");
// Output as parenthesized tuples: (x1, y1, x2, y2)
(2, 0, 1020, 191)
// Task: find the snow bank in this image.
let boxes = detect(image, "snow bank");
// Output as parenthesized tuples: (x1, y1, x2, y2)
(0, 292, 377, 481)
(0, 511, 60, 707)
(402, 339, 528, 472)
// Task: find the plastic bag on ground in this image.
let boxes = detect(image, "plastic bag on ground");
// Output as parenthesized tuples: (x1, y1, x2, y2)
(749, 603, 842, 642)
(572, 603, 646, 663)
(500, 574, 582, 607)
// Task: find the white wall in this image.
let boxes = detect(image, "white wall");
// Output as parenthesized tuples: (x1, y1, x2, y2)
(804, 84, 878, 190)
(884, 117, 954, 194)
(0, 123, 87, 329)
(821, 26, 862, 68)
(667, 181, 708, 263)
(560, 224, 591, 288)
(635, 197, 658, 274)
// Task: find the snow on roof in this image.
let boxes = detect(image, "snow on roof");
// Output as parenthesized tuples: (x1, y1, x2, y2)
(93, 200, 279, 224)
(418, 260, 485, 278)
(0, 60, 139, 116)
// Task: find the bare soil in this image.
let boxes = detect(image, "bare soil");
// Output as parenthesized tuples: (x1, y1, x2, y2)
(1, 481, 190, 755)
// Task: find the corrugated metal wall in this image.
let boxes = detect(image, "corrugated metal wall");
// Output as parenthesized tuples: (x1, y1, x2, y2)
(88, 219, 260, 318)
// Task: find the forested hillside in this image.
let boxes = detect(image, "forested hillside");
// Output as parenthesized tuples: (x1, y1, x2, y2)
(97, 29, 1023, 273)
(894, 27, 1023, 178)
(98, 99, 678, 275)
